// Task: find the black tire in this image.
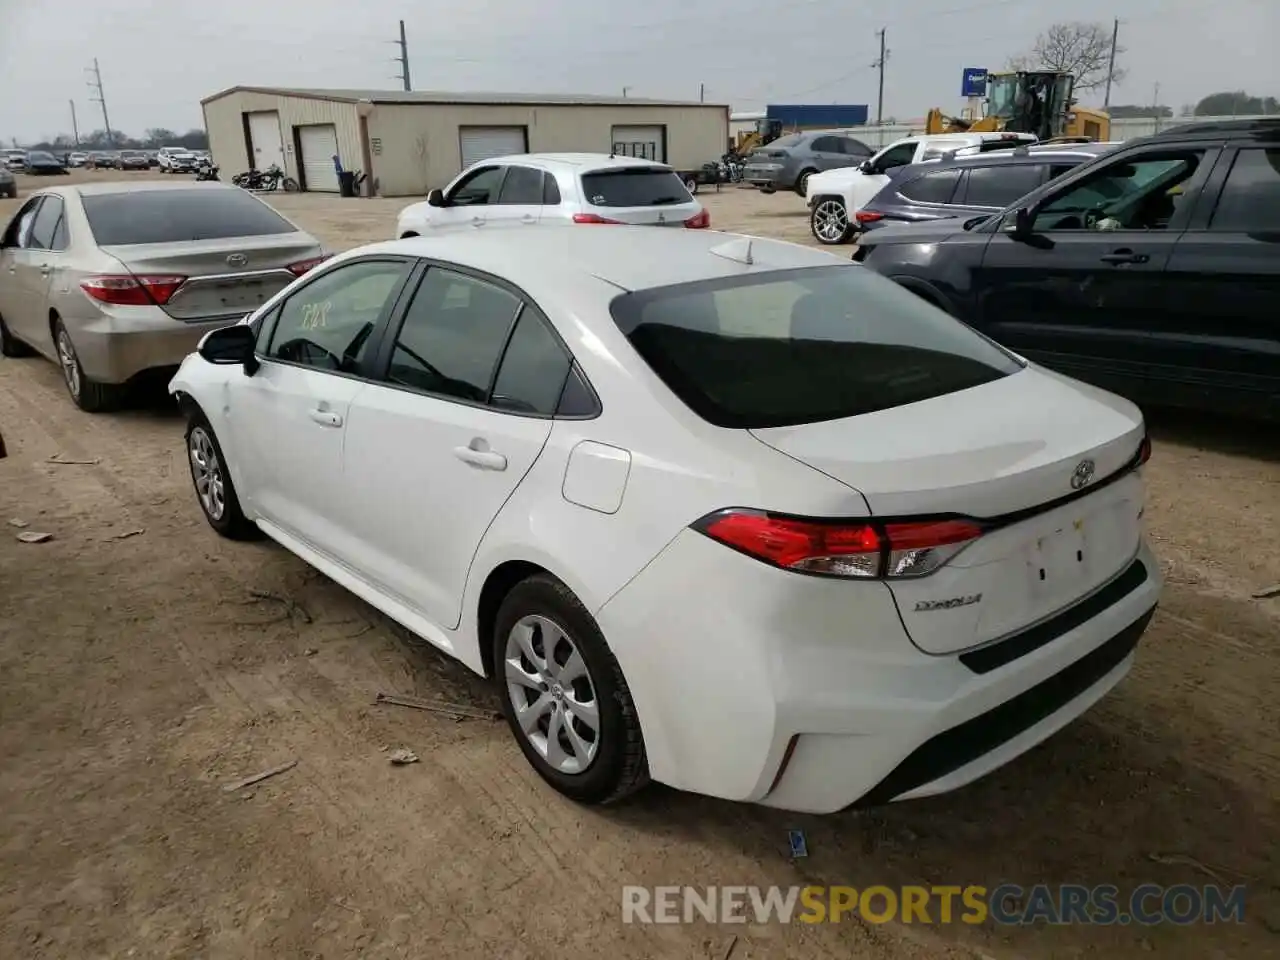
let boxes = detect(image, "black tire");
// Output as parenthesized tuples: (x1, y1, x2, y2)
(283, 178, 300, 193)
(795, 168, 818, 196)
(53, 317, 123, 412)
(184, 413, 260, 540)
(493, 575, 649, 805)
(760, 184, 776, 195)
(2, 185, 15, 199)
(809, 197, 854, 245)
(0, 312, 34, 357)
(684, 176, 699, 195)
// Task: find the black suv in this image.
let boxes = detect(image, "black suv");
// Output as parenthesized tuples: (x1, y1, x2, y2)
(854, 119, 1280, 419)
(857, 144, 1115, 234)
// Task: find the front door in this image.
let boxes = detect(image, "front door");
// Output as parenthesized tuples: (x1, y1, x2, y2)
(972, 143, 1216, 393)
(488, 164, 546, 226)
(232, 257, 415, 556)
(343, 265, 562, 629)
(433, 165, 507, 230)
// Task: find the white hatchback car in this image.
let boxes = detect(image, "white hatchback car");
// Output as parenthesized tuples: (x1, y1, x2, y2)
(395, 153, 709, 237)
(171, 226, 1160, 813)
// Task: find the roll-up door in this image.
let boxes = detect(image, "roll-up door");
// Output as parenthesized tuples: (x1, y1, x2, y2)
(610, 125, 666, 163)
(459, 127, 527, 169)
(298, 124, 340, 192)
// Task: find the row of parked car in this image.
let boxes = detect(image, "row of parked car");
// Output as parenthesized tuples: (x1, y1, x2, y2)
(2, 146, 210, 173)
(0, 121, 1274, 817)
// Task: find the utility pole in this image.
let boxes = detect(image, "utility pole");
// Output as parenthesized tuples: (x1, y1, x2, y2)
(622, 86, 631, 98)
(1152, 82, 1162, 132)
(1103, 18, 1119, 109)
(872, 28, 888, 126)
(389, 20, 411, 91)
(69, 100, 81, 147)
(699, 82, 705, 103)
(85, 58, 115, 147)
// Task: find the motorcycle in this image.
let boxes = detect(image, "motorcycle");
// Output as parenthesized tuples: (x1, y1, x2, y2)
(232, 164, 299, 192)
(195, 163, 219, 182)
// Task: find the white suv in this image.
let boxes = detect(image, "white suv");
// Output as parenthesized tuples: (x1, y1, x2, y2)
(806, 132, 1037, 243)
(157, 146, 198, 174)
(396, 153, 709, 237)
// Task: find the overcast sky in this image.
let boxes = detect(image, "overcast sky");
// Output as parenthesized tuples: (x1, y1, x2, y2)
(1, 0, 1276, 142)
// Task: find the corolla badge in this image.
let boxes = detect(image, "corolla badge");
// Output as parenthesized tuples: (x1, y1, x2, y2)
(1070, 458, 1096, 490)
(914, 593, 982, 612)
(226, 253, 248, 267)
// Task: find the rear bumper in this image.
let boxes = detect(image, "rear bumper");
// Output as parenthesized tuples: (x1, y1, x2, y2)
(597, 530, 1161, 814)
(71, 309, 237, 383)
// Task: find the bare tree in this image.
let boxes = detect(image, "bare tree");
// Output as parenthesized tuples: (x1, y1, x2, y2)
(1010, 21, 1125, 92)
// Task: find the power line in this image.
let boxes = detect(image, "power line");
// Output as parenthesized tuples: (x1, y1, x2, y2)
(84, 58, 115, 147)
(388, 20, 412, 91)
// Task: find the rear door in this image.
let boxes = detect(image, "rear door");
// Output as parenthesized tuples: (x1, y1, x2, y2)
(972, 143, 1216, 390)
(1155, 144, 1280, 415)
(490, 164, 546, 226)
(0, 197, 44, 338)
(232, 257, 416, 556)
(342, 265, 561, 628)
(809, 136, 851, 172)
(578, 166, 698, 226)
(9, 195, 67, 348)
(81, 187, 323, 323)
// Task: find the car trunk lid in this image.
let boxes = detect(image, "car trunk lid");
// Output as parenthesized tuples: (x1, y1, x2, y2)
(750, 368, 1147, 654)
(102, 235, 321, 321)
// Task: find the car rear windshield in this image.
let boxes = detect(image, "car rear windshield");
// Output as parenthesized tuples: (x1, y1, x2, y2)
(81, 189, 297, 245)
(581, 168, 692, 207)
(609, 265, 1022, 428)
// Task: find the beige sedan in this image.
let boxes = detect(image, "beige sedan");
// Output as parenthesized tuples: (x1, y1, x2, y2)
(0, 180, 328, 411)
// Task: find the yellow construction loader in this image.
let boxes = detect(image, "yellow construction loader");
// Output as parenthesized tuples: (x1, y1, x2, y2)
(925, 70, 1111, 141)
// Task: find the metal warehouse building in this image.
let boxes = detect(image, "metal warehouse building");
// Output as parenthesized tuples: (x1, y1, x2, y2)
(201, 86, 730, 197)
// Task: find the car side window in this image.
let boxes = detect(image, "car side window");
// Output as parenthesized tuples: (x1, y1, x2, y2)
(840, 139, 872, 157)
(496, 166, 544, 205)
(385, 267, 521, 404)
(27, 196, 66, 251)
(266, 259, 411, 373)
(875, 142, 917, 172)
(2, 197, 42, 248)
(962, 165, 1046, 208)
(490, 308, 573, 415)
(1208, 148, 1280, 232)
(542, 173, 562, 205)
(811, 137, 841, 154)
(899, 168, 962, 204)
(449, 167, 505, 206)
(1031, 149, 1206, 232)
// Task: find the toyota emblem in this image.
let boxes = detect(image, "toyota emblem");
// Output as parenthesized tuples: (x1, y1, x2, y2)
(1070, 459, 1096, 490)
(226, 253, 248, 267)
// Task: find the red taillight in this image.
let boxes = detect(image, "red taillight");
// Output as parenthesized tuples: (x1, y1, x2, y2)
(80, 274, 186, 306)
(854, 210, 883, 224)
(683, 209, 711, 229)
(572, 213, 623, 225)
(1137, 434, 1152, 465)
(694, 509, 983, 579)
(287, 254, 332, 277)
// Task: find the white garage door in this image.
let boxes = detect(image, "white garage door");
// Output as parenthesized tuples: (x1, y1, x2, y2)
(298, 124, 340, 193)
(246, 112, 285, 172)
(611, 125, 665, 163)
(459, 127, 526, 169)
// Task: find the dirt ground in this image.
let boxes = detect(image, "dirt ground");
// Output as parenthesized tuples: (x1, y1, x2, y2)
(1, 170, 1278, 960)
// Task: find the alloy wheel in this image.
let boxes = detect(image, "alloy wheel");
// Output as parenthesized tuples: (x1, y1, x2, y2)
(188, 426, 226, 522)
(56, 328, 81, 400)
(504, 614, 600, 775)
(812, 199, 850, 243)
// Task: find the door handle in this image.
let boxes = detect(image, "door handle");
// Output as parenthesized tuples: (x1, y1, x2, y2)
(521, 215, 537, 224)
(1100, 250, 1149, 265)
(470, 216, 485, 227)
(453, 443, 507, 471)
(40, 265, 51, 276)
(308, 408, 342, 427)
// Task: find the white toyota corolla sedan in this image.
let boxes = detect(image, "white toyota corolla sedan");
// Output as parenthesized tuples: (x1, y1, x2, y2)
(170, 225, 1160, 814)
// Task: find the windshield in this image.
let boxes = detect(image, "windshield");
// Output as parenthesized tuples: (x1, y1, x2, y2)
(608, 265, 1021, 428)
(28, 152, 55, 162)
(987, 75, 1019, 118)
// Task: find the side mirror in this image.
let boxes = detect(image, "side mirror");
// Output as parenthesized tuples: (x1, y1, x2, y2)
(1005, 207, 1034, 239)
(198, 324, 259, 374)
(860, 160, 876, 174)
(426, 188, 447, 208)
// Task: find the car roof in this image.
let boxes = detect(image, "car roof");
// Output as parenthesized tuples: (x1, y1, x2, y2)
(35, 180, 238, 198)
(348, 225, 844, 295)
(897, 150, 1093, 179)
(482, 152, 671, 172)
(1140, 118, 1280, 144)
